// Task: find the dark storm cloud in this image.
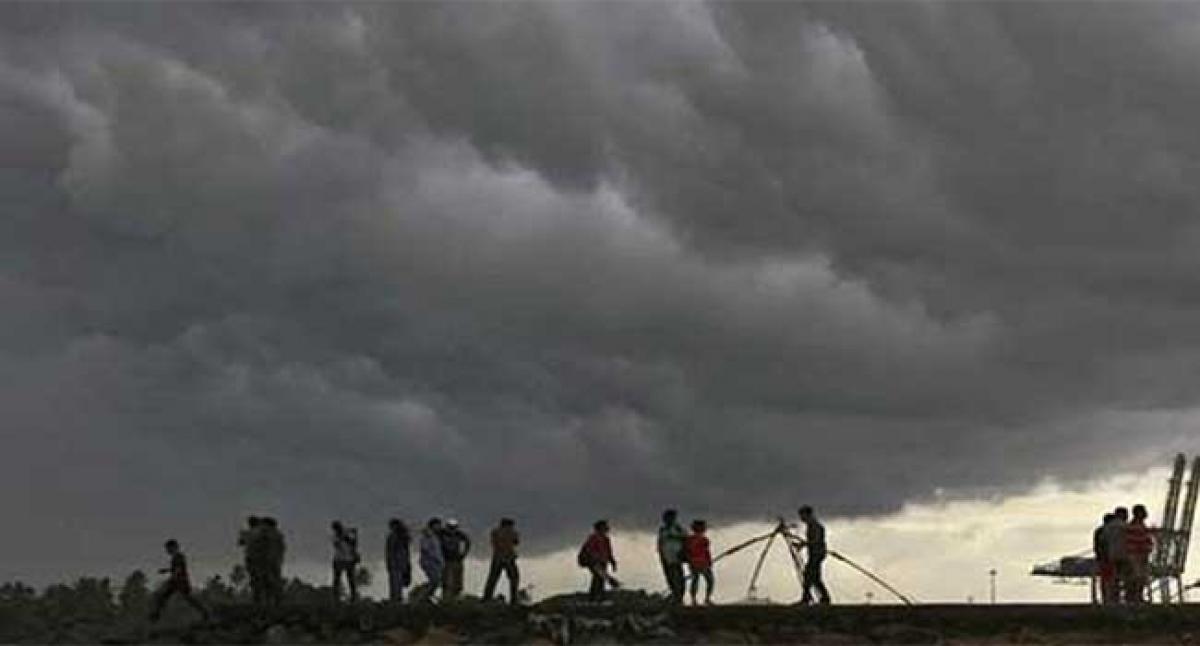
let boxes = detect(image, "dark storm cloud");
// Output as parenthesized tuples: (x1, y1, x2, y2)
(2, 2, 1198, 579)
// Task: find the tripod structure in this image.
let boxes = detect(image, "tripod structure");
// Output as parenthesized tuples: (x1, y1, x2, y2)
(711, 517, 916, 606)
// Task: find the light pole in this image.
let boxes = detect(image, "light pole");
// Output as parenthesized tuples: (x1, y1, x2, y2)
(989, 569, 997, 604)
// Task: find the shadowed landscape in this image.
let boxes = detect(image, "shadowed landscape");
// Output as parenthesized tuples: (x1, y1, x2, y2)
(8, 581, 1200, 645)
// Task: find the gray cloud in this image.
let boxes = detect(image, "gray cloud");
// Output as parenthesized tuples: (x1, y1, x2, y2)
(2, 2, 1198, 581)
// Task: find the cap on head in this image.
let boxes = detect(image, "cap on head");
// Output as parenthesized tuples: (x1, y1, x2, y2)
(500, 517, 515, 527)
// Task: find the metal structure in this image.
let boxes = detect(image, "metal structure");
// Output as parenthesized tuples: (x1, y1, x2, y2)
(711, 517, 915, 605)
(1030, 453, 1199, 603)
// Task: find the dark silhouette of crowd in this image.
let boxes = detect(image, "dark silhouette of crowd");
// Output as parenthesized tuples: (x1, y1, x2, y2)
(148, 505, 832, 622)
(1093, 504, 1155, 604)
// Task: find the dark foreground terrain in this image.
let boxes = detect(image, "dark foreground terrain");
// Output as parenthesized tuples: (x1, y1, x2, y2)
(7, 588, 1200, 644)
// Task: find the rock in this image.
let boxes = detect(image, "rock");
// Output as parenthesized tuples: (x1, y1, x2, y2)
(868, 623, 942, 644)
(574, 616, 614, 632)
(649, 625, 678, 639)
(809, 632, 861, 645)
(264, 624, 290, 644)
(704, 630, 751, 644)
(415, 626, 462, 645)
(383, 627, 418, 645)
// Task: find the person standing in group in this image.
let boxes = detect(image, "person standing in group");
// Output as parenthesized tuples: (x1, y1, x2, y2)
(483, 517, 522, 604)
(798, 506, 831, 605)
(237, 516, 267, 604)
(149, 539, 210, 623)
(657, 509, 687, 604)
(685, 519, 715, 605)
(331, 521, 360, 602)
(579, 520, 619, 603)
(1103, 507, 1130, 603)
(1125, 504, 1155, 604)
(386, 519, 413, 603)
(412, 518, 446, 603)
(262, 517, 286, 606)
(1094, 513, 1116, 604)
(439, 519, 472, 600)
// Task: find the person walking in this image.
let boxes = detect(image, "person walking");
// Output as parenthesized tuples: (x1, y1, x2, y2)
(1125, 504, 1155, 604)
(412, 518, 445, 603)
(685, 519, 715, 605)
(482, 517, 522, 604)
(1103, 507, 1130, 603)
(580, 520, 619, 603)
(262, 517, 286, 606)
(439, 519, 471, 600)
(1094, 513, 1116, 604)
(798, 505, 831, 605)
(331, 521, 360, 602)
(149, 540, 210, 623)
(386, 519, 413, 603)
(657, 509, 687, 604)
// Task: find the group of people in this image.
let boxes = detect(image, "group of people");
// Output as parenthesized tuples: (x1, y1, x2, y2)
(238, 516, 287, 606)
(149, 505, 833, 621)
(408, 516, 511, 600)
(651, 510, 715, 606)
(1093, 504, 1155, 604)
(579, 505, 830, 607)
(382, 517, 520, 606)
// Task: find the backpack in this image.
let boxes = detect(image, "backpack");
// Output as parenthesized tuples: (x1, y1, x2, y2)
(576, 542, 591, 568)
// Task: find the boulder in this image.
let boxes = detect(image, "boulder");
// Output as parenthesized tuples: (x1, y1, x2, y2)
(264, 624, 290, 644)
(382, 627, 418, 645)
(415, 626, 462, 645)
(868, 623, 942, 645)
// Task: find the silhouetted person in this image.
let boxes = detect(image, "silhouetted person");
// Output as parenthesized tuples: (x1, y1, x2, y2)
(483, 517, 521, 604)
(1094, 513, 1116, 604)
(686, 519, 714, 605)
(581, 520, 619, 602)
(262, 517, 285, 605)
(1103, 507, 1130, 603)
(412, 518, 445, 603)
(439, 518, 471, 600)
(1126, 504, 1154, 604)
(237, 516, 268, 604)
(386, 518, 412, 602)
(657, 509, 687, 604)
(150, 540, 209, 623)
(331, 521, 360, 602)
(798, 506, 831, 605)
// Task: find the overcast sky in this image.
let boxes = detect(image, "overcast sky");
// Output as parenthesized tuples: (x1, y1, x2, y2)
(5, 2, 1200, 598)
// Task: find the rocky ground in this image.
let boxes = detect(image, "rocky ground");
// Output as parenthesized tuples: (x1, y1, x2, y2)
(7, 588, 1200, 644)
